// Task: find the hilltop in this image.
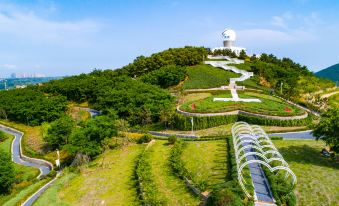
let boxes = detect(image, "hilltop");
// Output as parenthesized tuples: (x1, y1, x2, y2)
(315, 63, 339, 82)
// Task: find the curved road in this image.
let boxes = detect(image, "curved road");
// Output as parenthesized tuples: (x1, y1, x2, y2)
(0, 125, 52, 178)
(268, 130, 315, 140)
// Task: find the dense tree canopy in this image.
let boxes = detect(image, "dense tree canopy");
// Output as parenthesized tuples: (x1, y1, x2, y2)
(139, 65, 187, 88)
(313, 108, 339, 152)
(0, 87, 68, 125)
(65, 115, 118, 157)
(44, 116, 76, 150)
(117, 46, 208, 77)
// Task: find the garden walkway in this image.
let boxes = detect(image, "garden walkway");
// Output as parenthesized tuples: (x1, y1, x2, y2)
(205, 55, 261, 103)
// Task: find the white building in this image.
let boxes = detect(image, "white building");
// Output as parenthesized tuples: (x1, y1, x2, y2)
(212, 29, 246, 56)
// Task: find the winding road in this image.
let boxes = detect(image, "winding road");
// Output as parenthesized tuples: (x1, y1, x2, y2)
(0, 108, 101, 206)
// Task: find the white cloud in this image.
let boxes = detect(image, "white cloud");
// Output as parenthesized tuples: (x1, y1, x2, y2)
(0, 3, 102, 46)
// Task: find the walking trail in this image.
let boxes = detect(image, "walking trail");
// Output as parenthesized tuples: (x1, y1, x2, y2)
(205, 55, 261, 103)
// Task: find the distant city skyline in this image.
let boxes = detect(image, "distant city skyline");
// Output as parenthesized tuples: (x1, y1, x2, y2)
(0, 0, 339, 77)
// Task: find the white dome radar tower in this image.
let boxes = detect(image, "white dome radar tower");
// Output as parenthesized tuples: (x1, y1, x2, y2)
(222, 29, 236, 47)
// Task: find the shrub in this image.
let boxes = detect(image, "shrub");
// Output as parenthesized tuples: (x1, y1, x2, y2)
(270, 136, 283, 140)
(137, 134, 153, 144)
(0, 130, 6, 142)
(207, 188, 242, 206)
(168, 135, 177, 144)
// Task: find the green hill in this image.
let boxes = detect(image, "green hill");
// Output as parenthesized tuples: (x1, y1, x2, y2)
(315, 63, 339, 82)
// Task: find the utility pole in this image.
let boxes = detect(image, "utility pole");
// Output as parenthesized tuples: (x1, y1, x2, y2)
(190, 117, 194, 134)
(280, 82, 283, 94)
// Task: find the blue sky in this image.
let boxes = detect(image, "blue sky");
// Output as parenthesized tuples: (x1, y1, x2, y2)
(0, 0, 339, 77)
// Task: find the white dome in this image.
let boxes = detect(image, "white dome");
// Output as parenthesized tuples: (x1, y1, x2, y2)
(222, 29, 236, 41)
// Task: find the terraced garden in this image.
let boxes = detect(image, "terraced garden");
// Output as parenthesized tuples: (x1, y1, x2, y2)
(180, 91, 305, 116)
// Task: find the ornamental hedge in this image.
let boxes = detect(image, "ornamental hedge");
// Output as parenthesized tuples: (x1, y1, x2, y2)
(172, 113, 312, 131)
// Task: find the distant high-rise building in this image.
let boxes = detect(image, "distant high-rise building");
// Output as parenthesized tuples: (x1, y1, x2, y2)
(10, 73, 16, 78)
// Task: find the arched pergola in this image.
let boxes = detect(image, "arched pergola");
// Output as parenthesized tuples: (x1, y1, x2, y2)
(231, 122, 297, 199)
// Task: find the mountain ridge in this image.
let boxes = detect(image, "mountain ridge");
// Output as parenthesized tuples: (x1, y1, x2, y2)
(315, 63, 339, 82)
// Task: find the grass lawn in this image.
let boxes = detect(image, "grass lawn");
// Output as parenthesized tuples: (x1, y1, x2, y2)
(33, 172, 76, 206)
(55, 144, 143, 206)
(180, 91, 305, 116)
(273, 140, 339, 206)
(149, 141, 200, 205)
(181, 140, 228, 191)
(0, 133, 42, 206)
(183, 64, 240, 90)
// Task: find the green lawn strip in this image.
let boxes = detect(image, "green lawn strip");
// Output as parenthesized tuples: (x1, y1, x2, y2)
(181, 141, 228, 191)
(150, 141, 200, 206)
(135, 145, 166, 205)
(183, 64, 240, 89)
(0, 134, 42, 206)
(273, 140, 339, 206)
(33, 172, 76, 206)
(57, 144, 142, 206)
(180, 91, 304, 116)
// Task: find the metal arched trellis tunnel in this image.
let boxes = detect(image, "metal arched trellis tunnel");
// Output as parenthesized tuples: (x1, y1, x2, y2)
(231, 122, 297, 201)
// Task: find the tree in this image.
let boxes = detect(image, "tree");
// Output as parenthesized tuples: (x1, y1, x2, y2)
(0, 150, 15, 194)
(44, 116, 75, 150)
(313, 108, 339, 152)
(238, 50, 247, 60)
(66, 116, 118, 158)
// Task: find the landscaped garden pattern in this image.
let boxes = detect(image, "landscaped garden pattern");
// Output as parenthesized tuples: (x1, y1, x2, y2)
(180, 91, 305, 116)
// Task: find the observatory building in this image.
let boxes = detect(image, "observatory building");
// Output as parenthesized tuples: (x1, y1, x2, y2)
(212, 29, 246, 56)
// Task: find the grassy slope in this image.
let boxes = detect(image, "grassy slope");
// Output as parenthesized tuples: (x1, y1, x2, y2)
(183, 64, 240, 89)
(180, 91, 304, 116)
(181, 140, 228, 191)
(54, 144, 143, 206)
(0, 134, 41, 206)
(274, 140, 339, 206)
(33, 172, 76, 206)
(328, 93, 339, 108)
(149, 141, 200, 205)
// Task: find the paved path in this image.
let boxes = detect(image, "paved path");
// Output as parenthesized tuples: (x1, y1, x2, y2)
(321, 90, 339, 98)
(78, 107, 101, 117)
(0, 125, 52, 178)
(242, 140, 275, 204)
(205, 55, 261, 103)
(268, 130, 315, 140)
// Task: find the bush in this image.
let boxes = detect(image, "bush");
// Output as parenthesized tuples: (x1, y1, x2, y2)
(270, 136, 283, 140)
(207, 188, 242, 206)
(168, 135, 177, 144)
(0, 130, 6, 142)
(0, 150, 15, 194)
(137, 134, 153, 144)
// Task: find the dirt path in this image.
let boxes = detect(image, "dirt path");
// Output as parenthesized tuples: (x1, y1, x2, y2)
(321, 91, 339, 98)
